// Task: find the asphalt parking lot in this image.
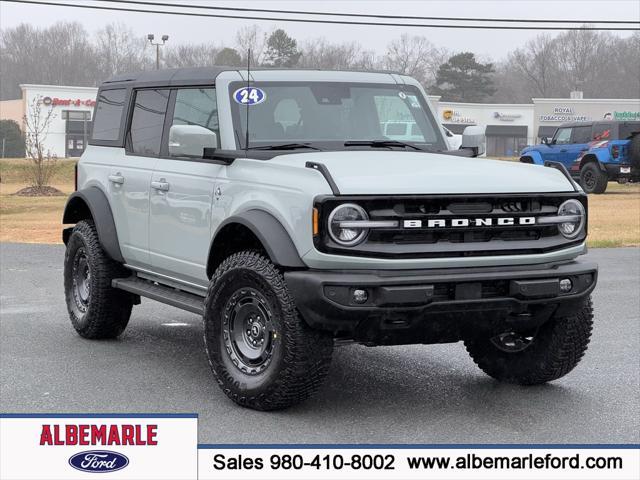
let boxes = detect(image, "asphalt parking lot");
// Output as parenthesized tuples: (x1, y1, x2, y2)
(1, 243, 638, 444)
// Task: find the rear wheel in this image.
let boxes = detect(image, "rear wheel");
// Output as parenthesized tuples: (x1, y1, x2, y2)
(64, 220, 133, 339)
(580, 162, 608, 194)
(203, 251, 333, 410)
(464, 297, 593, 385)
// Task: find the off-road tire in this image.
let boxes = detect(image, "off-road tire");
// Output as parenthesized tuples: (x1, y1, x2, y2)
(203, 251, 333, 411)
(64, 220, 133, 339)
(464, 297, 594, 385)
(580, 162, 608, 194)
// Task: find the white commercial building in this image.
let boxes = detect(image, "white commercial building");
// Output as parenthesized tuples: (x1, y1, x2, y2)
(0, 84, 98, 158)
(429, 95, 640, 157)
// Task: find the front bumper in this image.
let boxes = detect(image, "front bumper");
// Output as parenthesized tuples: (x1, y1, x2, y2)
(285, 259, 597, 345)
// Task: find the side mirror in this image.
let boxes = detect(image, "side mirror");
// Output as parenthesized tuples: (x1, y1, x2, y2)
(168, 124, 218, 158)
(460, 125, 485, 157)
(541, 137, 550, 145)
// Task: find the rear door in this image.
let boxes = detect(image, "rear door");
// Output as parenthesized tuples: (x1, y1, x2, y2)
(148, 87, 223, 287)
(109, 88, 170, 268)
(88, 88, 163, 269)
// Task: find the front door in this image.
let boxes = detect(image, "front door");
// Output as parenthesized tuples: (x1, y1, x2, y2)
(148, 87, 223, 287)
(547, 127, 573, 164)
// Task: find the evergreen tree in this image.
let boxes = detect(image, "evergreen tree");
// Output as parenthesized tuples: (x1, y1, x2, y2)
(214, 47, 243, 66)
(0, 120, 25, 158)
(263, 29, 301, 67)
(433, 52, 496, 102)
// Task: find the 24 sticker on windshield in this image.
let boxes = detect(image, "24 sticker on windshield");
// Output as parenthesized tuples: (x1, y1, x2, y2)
(233, 87, 266, 105)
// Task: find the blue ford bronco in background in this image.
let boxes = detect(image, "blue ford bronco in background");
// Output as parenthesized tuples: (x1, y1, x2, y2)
(520, 121, 640, 194)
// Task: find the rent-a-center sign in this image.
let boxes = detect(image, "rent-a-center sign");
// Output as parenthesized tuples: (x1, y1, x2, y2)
(41, 96, 96, 108)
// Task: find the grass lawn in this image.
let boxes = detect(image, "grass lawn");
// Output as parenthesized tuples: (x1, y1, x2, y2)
(0, 158, 638, 247)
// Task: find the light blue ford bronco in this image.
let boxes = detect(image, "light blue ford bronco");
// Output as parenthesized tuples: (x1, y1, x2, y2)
(62, 67, 597, 410)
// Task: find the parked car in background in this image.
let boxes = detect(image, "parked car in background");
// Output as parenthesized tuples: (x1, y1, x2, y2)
(380, 121, 463, 151)
(520, 121, 640, 193)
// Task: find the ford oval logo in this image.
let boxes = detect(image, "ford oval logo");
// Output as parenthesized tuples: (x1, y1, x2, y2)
(69, 450, 129, 473)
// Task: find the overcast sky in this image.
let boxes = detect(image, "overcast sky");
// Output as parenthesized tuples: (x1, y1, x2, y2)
(1, 0, 638, 59)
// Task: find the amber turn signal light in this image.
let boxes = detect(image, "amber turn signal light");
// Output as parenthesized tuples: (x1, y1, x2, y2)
(313, 208, 319, 236)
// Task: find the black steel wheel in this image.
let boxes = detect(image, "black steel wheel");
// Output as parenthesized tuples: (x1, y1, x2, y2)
(223, 287, 276, 375)
(490, 331, 535, 353)
(204, 251, 333, 411)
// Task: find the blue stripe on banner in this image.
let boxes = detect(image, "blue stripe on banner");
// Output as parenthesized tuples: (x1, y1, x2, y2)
(198, 443, 640, 450)
(0, 413, 198, 418)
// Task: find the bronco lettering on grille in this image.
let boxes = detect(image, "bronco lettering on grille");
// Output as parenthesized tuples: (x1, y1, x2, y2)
(403, 217, 536, 228)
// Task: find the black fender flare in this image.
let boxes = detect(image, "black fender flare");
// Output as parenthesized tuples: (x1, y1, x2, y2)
(62, 187, 124, 263)
(209, 210, 305, 274)
(579, 154, 606, 172)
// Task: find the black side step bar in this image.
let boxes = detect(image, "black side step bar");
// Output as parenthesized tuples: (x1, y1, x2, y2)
(112, 277, 205, 315)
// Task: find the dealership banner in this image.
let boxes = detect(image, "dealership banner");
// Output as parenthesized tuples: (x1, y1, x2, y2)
(1, 415, 638, 480)
(0, 414, 198, 479)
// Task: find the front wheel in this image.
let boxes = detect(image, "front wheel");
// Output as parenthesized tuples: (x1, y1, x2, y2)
(464, 297, 594, 385)
(203, 251, 333, 410)
(580, 162, 608, 194)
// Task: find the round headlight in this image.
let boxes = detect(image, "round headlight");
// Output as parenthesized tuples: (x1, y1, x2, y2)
(557, 199, 585, 239)
(328, 203, 369, 246)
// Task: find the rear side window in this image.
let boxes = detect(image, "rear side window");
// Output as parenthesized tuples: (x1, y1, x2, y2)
(128, 89, 170, 156)
(592, 123, 614, 141)
(571, 126, 592, 144)
(91, 89, 126, 142)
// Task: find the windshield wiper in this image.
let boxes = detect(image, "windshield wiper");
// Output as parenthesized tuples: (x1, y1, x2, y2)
(248, 143, 322, 151)
(344, 140, 423, 151)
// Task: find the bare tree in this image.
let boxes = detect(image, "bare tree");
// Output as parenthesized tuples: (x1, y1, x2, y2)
(235, 25, 267, 65)
(23, 96, 58, 189)
(1, 22, 97, 100)
(508, 35, 560, 98)
(383, 34, 449, 87)
(94, 23, 151, 78)
(163, 43, 220, 68)
(298, 39, 375, 70)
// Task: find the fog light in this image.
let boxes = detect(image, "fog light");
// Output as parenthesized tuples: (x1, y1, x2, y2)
(559, 278, 573, 293)
(352, 289, 368, 304)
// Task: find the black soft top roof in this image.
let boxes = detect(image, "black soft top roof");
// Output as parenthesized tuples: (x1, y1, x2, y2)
(101, 66, 406, 89)
(102, 66, 234, 88)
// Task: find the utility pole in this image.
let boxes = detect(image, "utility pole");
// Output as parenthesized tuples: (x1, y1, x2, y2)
(147, 34, 169, 70)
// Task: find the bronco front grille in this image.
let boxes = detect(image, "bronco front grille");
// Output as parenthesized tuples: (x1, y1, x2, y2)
(314, 193, 587, 259)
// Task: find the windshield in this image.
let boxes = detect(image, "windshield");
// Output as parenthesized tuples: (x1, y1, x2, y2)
(229, 82, 446, 151)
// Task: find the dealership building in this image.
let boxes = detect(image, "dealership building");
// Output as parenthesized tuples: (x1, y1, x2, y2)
(0, 83, 638, 158)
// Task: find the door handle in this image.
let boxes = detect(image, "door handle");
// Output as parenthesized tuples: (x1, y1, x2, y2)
(560, 149, 567, 152)
(151, 180, 170, 192)
(108, 173, 125, 185)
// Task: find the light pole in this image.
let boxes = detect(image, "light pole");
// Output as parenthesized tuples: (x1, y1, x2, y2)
(147, 34, 169, 70)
